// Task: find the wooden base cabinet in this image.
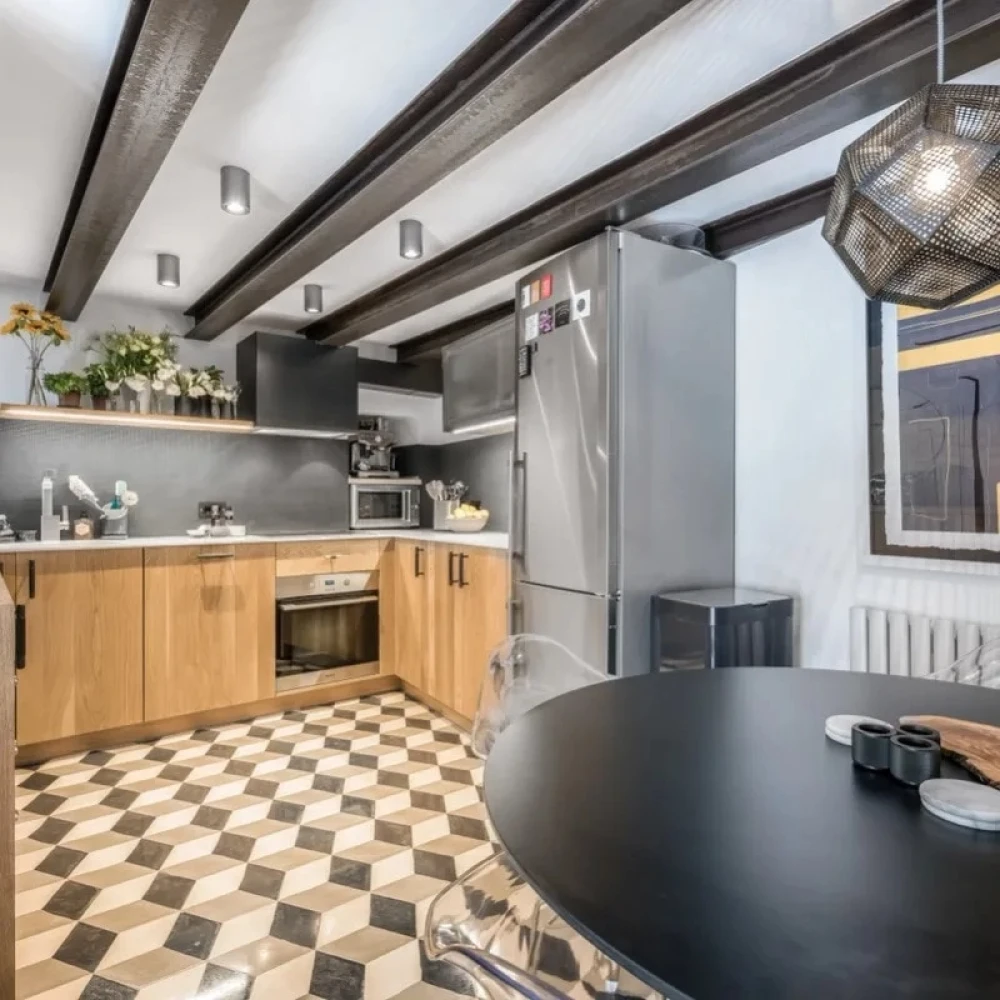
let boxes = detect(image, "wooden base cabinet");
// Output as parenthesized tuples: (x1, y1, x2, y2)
(13, 551, 144, 745)
(144, 545, 275, 721)
(396, 542, 507, 723)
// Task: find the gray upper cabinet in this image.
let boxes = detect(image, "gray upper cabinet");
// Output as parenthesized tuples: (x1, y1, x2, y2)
(442, 321, 516, 432)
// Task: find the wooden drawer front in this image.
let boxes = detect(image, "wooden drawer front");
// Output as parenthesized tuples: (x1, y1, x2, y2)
(276, 539, 384, 577)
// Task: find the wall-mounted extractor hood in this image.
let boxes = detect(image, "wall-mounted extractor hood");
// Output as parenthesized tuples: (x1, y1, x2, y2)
(237, 332, 358, 438)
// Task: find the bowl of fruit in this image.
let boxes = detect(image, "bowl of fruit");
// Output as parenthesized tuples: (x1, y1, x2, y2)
(446, 503, 490, 533)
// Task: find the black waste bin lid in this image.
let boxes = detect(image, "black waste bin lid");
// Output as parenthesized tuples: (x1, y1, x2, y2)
(655, 587, 793, 626)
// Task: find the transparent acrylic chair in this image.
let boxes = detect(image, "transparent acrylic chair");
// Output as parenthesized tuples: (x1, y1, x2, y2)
(425, 635, 661, 1000)
(928, 638, 1000, 688)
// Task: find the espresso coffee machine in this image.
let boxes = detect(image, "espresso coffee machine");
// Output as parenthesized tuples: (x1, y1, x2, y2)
(350, 416, 398, 478)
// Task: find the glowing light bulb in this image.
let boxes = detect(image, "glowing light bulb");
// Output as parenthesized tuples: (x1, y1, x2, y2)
(915, 149, 959, 200)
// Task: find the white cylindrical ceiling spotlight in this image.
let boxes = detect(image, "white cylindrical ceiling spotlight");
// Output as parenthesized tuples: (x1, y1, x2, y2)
(399, 219, 423, 260)
(220, 165, 251, 215)
(157, 253, 180, 288)
(304, 284, 323, 314)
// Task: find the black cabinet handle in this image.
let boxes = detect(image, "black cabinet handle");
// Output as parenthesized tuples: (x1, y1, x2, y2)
(458, 553, 468, 588)
(448, 552, 457, 586)
(414, 546, 424, 578)
(28, 559, 36, 600)
(14, 605, 25, 670)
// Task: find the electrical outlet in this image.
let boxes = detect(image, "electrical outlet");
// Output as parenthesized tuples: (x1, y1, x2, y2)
(198, 501, 226, 519)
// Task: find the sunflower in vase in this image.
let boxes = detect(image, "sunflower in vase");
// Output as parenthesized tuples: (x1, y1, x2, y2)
(0, 302, 70, 405)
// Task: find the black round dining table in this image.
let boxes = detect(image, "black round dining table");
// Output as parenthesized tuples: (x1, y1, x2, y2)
(483, 668, 1000, 1000)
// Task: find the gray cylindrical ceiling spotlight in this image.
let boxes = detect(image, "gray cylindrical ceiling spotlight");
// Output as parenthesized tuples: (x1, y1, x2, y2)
(220, 165, 251, 215)
(399, 219, 423, 260)
(157, 253, 180, 288)
(304, 284, 323, 314)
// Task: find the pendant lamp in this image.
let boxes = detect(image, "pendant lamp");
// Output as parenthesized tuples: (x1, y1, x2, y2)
(822, 0, 1000, 309)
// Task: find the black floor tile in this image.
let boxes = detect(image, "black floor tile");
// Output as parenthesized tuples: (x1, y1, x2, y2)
(143, 872, 194, 910)
(127, 839, 172, 870)
(310, 952, 365, 1000)
(197, 964, 253, 1000)
(54, 923, 116, 972)
(164, 912, 220, 960)
(44, 881, 99, 921)
(37, 845, 86, 878)
(80, 976, 139, 1000)
(239, 864, 284, 900)
(270, 902, 320, 949)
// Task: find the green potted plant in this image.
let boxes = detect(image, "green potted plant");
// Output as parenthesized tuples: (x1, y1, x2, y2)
(41, 371, 85, 408)
(84, 363, 113, 411)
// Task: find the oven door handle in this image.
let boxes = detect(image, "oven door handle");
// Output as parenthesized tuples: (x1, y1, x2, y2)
(278, 594, 379, 612)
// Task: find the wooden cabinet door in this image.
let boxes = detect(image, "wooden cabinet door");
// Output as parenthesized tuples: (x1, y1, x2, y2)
(16, 550, 143, 745)
(392, 541, 435, 687)
(425, 546, 458, 707)
(276, 539, 383, 577)
(144, 545, 275, 721)
(451, 548, 508, 721)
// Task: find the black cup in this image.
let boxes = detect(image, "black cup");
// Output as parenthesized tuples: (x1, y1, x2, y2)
(898, 722, 941, 744)
(852, 722, 895, 771)
(889, 734, 941, 786)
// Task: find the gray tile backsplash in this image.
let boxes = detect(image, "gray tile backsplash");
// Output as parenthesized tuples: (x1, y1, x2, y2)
(398, 432, 512, 531)
(0, 420, 349, 537)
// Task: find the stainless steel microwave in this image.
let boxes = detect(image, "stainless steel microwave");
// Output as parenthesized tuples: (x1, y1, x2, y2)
(349, 478, 420, 530)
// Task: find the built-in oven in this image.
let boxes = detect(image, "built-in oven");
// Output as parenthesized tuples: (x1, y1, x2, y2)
(349, 478, 421, 530)
(275, 572, 379, 691)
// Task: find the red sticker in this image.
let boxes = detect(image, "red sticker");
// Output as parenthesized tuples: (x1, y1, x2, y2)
(540, 274, 553, 299)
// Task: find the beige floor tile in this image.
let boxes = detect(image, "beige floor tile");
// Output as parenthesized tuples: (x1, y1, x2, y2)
(413, 781, 479, 812)
(14, 813, 44, 841)
(15, 911, 73, 970)
(172, 755, 230, 781)
(355, 712, 406, 731)
(285, 882, 371, 945)
(98, 947, 204, 1000)
(335, 840, 413, 890)
(223, 819, 298, 859)
(380, 726, 436, 748)
(90, 900, 177, 969)
(256, 847, 331, 898)
(440, 756, 484, 780)
(182, 771, 249, 802)
(15, 838, 50, 875)
(67, 831, 135, 875)
(210, 793, 273, 829)
(251, 768, 315, 797)
(345, 784, 410, 817)
(238, 751, 289, 775)
(169, 855, 245, 907)
(131, 798, 199, 835)
(321, 926, 420, 1000)
(14, 957, 89, 1000)
(122, 777, 179, 808)
(215, 935, 313, 998)
(374, 874, 448, 937)
(377, 761, 441, 789)
(151, 738, 206, 760)
(272, 788, 343, 824)
(350, 744, 410, 769)
(49, 782, 108, 813)
(105, 758, 166, 785)
(375, 808, 450, 846)
(417, 834, 494, 878)
(187, 891, 277, 957)
(75, 863, 157, 915)
(100, 743, 152, 764)
(329, 729, 380, 750)
(15, 870, 61, 917)
(212, 735, 269, 758)
(322, 764, 379, 792)
(304, 812, 375, 851)
(271, 731, 326, 754)
(150, 825, 220, 868)
(55, 804, 122, 843)
(32, 760, 96, 790)
(290, 747, 350, 773)
(388, 984, 466, 1000)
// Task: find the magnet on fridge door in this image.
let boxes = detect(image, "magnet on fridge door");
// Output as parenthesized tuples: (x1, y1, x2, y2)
(570, 289, 591, 321)
(520, 285, 531, 309)
(540, 274, 553, 299)
(538, 307, 554, 334)
(530, 280, 541, 304)
(524, 312, 540, 342)
(554, 299, 571, 327)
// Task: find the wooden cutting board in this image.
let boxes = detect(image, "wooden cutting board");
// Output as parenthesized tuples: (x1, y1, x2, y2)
(905, 715, 1000, 789)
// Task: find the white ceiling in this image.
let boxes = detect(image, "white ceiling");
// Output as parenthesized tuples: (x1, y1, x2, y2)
(0, 0, 959, 349)
(0, 0, 130, 282)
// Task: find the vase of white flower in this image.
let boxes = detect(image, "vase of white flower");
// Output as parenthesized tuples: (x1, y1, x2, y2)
(151, 362, 181, 415)
(100, 327, 176, 414)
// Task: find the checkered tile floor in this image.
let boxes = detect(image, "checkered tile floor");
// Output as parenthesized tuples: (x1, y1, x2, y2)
(14, 692, 492, 1000)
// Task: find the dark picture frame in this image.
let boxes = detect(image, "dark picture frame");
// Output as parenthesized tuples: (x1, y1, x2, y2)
(867, 298, 1000, 565)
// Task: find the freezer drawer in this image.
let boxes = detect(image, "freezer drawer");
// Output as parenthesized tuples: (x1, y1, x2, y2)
(515, 581, 613, 675)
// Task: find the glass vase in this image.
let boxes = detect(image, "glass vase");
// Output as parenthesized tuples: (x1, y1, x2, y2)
(26, 362, 46, 406)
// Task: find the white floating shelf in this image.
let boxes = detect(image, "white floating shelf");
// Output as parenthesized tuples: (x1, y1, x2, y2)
(0, 403, 255, 434)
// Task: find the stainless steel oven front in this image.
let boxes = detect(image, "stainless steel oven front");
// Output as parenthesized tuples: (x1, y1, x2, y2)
(349, 479, 420, 530)
(275, 572, 379, 691)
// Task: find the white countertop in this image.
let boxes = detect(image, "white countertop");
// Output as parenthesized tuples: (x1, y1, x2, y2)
(0, 528, 509, 555)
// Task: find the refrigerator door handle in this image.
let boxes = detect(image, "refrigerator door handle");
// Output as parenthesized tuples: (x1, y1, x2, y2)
(511, 453, 527, 561)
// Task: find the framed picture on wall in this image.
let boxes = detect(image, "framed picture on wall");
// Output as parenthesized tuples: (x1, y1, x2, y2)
(867, 288, 1000, 564)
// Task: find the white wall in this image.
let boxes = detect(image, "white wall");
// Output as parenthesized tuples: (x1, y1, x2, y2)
(734, 222, 1000, 669)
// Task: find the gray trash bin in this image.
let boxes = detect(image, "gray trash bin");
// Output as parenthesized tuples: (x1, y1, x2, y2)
(652, 587, 794, 671)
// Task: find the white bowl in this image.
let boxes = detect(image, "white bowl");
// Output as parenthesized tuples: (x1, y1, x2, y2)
(446, 516, 489, 533)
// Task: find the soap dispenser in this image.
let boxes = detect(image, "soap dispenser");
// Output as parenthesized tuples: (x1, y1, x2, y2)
(39, 468, 61, 543)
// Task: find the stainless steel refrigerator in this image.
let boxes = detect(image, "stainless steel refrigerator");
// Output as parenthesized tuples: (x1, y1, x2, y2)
(511, 229, 736, 677)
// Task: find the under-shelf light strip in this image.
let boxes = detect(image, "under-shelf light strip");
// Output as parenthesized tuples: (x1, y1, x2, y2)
(450, 416, 516, 434)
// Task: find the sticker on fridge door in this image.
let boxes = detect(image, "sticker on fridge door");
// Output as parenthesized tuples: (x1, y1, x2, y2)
(554, 299, 571, 327)
(520, 284, 531, 309)
(524, 312, 539, 342)
(538, 307, 554, 334)
(571, 289, 591, 321)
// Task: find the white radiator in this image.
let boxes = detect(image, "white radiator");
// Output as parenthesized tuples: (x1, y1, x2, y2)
(849, 607, 1000, 685)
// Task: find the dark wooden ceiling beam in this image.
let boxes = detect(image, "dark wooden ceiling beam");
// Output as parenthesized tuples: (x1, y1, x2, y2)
(396, 301, 515, 363)
(703, 177, 836, 258)
(44, 0, 249, 320)
(184, 0, 698, 341)
(304, 0, 1000, 346)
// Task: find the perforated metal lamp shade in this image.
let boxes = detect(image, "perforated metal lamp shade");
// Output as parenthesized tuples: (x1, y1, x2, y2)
(823, 84, 1000, 309)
